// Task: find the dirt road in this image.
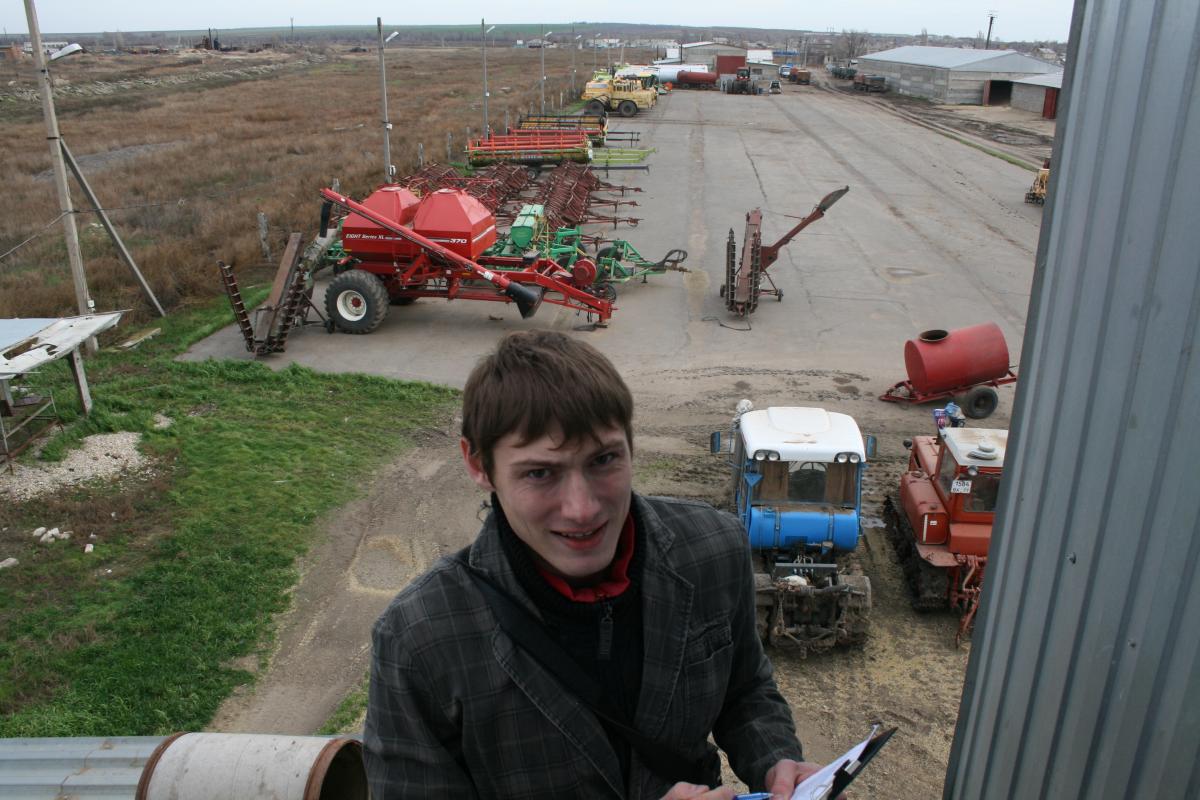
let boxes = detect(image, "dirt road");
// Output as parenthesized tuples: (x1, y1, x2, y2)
(201, 85, 1040, 797)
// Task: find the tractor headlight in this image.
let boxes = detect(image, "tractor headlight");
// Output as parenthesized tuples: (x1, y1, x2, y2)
(767, 451, 780, 461)
(968, 466, 979, 476)
(835, 452, 849, 463)
(755, 450, 767, 461)
(849, 453, 861, 463)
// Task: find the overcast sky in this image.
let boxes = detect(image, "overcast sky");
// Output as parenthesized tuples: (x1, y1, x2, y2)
(4, 1, 1076, 42)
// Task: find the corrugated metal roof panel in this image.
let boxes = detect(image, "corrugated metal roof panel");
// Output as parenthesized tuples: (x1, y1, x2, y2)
(860, 45, 1056, 73)
(1015, 71, 1064, 88)
(0, 736, 163, 799)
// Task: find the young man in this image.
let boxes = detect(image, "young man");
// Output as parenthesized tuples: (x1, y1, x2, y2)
(365, 330, 825, 799)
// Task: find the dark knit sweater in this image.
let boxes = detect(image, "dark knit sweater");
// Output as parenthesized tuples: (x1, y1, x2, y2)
(493, 498, 645, 782)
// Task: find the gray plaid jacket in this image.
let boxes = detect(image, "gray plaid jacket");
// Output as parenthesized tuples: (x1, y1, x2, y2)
(365, 494, 803, 799)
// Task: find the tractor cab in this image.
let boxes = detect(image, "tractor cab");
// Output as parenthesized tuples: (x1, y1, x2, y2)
(907, 427, 1006, 519)
(713, 402, 876, 557)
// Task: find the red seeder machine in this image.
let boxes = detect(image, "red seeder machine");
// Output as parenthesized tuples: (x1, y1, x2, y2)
(317, 185, 615, 333)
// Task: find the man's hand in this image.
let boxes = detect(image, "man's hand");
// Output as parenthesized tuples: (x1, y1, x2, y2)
(764, 758, 847, 799)
(658, 782, 738, 800)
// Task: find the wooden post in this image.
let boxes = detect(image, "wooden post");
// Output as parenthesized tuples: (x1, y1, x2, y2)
(60, 139, 165, 317)
(68, 348, 92, 416)
(257, 212, 271, 262)
(418, 142, 424, 168)
(446, 132, 452, 163)
(504, 108, 510, 133)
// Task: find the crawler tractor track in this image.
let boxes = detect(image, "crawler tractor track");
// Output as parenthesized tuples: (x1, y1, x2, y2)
(883, 496, 950, 611)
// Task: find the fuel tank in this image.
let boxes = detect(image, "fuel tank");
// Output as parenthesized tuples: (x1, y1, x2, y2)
(747, 507, 859, 553)
(904, 323, 1011, 395)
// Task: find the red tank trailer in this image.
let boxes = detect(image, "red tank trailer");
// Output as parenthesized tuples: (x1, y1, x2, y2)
(676, 70, 718, 87)
(880, 324, 1018, 419)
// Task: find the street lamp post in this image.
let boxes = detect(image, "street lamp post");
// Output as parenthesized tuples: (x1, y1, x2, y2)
(540, 27, 554, 114)
(571, 31, 582, 96)
(24, 0, 92, 344)
(377, 20, 399, 183)
(481, 20, 495, 137)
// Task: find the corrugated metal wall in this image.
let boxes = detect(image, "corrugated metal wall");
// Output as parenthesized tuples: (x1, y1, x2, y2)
(944, 0, 1200, 797)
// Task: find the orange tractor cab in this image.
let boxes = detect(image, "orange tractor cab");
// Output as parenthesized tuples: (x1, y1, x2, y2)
(884, 421, 1007, 642)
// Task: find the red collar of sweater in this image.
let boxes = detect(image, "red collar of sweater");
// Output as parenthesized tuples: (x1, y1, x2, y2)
(535, 513, 635, 602)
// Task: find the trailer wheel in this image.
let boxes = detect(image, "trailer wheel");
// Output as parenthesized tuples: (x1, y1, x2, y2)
(325, 270, 389, 334)
(618, 100, 637, 117)
(961, 385, 999, 419)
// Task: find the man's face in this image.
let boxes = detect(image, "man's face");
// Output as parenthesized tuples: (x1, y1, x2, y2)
(462, 424, 633, 585)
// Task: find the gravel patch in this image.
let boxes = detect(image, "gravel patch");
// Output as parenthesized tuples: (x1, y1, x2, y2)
(0, 432, 151, 503)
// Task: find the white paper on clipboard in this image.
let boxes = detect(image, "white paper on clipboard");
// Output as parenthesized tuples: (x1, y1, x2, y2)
(788, 725, 880, 800)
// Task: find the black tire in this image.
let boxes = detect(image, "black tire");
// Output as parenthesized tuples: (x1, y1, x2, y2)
(961, 385, 1000, 419)
(618, 100, 637, 117)
(586, 99, 606, 115)
(325, 270, 389, 334)
(597, 282, 617, 302)
(390, 297, 417, 306)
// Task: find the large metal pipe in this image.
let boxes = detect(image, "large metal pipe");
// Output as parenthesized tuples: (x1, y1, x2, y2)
(0, 734, 366, 799)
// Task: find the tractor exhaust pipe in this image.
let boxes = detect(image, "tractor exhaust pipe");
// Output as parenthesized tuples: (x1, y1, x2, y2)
(319, 199, 333, 238)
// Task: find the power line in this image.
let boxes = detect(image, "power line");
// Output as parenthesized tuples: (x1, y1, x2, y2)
(0, 212, 67, 262)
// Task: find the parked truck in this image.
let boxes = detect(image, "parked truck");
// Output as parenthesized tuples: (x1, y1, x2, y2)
(712, 401, 875, 653)
(582, 74, 656, 117)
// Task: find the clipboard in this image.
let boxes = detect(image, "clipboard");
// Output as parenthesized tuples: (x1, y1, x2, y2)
(828, 725, 897, 796)
(787, 725, 898, 800)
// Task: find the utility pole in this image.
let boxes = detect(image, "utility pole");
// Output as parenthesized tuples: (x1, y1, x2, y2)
(540, 25, 550, 114)
(24, 0, 92, 348)
(377, 18, 395, 182)
(984, 11, 997, 50)
(482, 19, 495, 137)
(571, 24, 576, 96)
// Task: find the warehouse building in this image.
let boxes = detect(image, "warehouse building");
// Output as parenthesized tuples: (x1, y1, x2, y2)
(856, 46, 1057, 104)
(1011, 71, 1064, 119)
(678, 41, 747, 68)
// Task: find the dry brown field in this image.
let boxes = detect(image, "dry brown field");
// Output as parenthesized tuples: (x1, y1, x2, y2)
(0, 45, 627, 324)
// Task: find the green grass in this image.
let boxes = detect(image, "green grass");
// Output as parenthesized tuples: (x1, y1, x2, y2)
(0, 297, 457, 736)
(318, 672, 370, 736)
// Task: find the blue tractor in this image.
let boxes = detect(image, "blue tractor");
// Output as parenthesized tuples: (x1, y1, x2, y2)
(712, 401, 876, 653)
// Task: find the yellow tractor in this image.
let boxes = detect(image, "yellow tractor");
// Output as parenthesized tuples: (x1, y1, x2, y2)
(582, 74, 656, 117)
(1025, 158, 1051, 205)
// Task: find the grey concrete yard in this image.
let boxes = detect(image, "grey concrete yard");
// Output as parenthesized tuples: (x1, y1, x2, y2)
(184, 86, 1041, 394)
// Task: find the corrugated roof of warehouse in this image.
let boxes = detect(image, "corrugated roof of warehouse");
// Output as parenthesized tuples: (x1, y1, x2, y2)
(860, 46, 1057, 73)
(1015, 71, 1065, 88)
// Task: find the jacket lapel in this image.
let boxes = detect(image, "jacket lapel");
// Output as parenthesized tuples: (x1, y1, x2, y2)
(470, 515, 626, 797)
(632, 497, 694, 739)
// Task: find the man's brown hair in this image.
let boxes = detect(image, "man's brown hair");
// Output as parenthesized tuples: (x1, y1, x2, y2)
(462, 330, 633, 477)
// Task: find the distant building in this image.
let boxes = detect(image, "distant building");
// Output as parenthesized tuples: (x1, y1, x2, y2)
(747, 49, 774, 63)
(1012, 71, 1063, 119)
(857, 45, 1057, 104)
(21, 40, 69, 55)
(680, 41, 747, 71)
